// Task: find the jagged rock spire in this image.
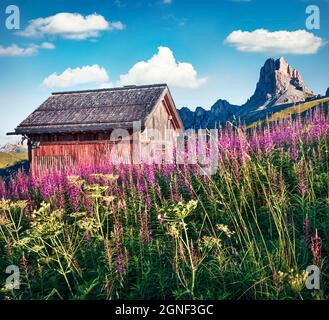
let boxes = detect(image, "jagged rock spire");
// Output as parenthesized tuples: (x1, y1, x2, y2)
(242, 57, 313, 112)
(178, 57, 316, 129)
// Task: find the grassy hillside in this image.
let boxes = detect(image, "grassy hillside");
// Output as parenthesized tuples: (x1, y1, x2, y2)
(0, 152, 28, 169)
(248, 97, 329, 128)
(267, 97, 329, 122)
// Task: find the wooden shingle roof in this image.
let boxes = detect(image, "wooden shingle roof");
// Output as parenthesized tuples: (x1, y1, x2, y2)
(14, 84, 167, 135)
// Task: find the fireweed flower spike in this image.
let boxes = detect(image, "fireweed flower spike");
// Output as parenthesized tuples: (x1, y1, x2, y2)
(311, 229, 322, 267)
(0, 178, 7, 199)
(0, 105, 328, 299)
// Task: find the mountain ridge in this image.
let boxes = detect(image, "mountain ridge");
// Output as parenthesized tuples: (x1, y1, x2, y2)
(179, 57, 320, 129)
(0, 141, 28, 154)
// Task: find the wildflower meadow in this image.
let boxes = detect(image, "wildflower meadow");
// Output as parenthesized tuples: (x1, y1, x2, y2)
(0, 107, 328, 300)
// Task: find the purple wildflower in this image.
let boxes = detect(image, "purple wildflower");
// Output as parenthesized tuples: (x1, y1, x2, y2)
(311, 229, 322, 267)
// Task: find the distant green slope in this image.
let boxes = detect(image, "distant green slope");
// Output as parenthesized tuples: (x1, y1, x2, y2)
(248, 97, 329, 128)
(0, 152, 28, 169)
(268, 97, 329, 122)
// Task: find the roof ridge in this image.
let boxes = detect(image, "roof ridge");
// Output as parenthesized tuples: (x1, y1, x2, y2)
(37, 103, 152, 112)
(52, 84, 167, 95)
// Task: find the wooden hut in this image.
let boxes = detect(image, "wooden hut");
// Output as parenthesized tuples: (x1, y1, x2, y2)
(8, 84, 184, 175)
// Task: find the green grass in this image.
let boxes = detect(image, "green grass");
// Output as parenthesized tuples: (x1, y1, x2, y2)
(0, 108, 328, 300)
(268, 97, 329, 122)
(0, 152, 28, 169)
(248, 97, 329, 128)
(0, 137, 328, 300)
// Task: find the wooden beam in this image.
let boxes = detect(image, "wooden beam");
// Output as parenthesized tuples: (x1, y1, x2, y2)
(163, 95, 180, 129)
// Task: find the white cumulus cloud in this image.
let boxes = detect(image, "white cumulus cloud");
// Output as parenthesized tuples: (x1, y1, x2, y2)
(18, 12, 125, 40)
(225, 29, 326, 54)
(119, 46, 206, 89)
(42, 64, 110, 88)
(0, 44, 37, 57)
(0, 42, 55, 57)
(40, 42, 56, 49)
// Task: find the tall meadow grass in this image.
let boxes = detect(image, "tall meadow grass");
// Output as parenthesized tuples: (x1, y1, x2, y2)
(0, 107, 328, 300)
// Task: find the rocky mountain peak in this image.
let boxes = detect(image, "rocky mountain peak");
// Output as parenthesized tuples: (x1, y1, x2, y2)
(0, 139, 28, 154)
(179, 99, 239, 129)
(239, 57, 314, 120)
(178, 57, 318, 129)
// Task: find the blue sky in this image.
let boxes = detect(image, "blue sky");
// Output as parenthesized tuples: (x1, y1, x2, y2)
(0, 0, 328, 145)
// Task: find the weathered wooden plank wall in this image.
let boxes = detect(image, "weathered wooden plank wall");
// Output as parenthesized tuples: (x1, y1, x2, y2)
(31, 140, 133, 176)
